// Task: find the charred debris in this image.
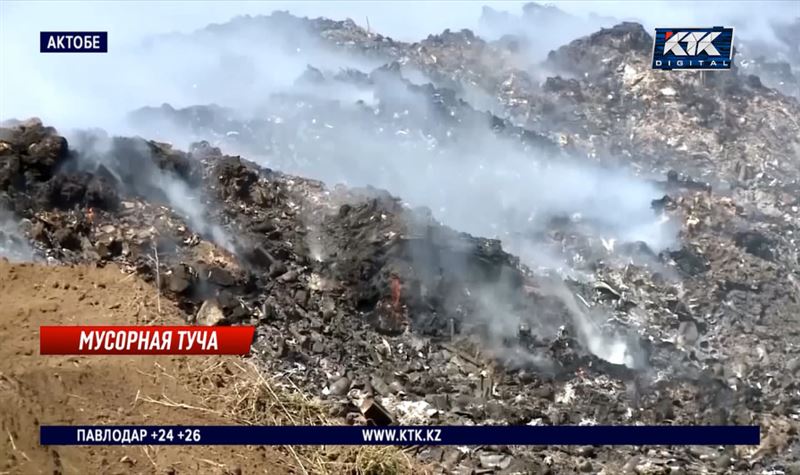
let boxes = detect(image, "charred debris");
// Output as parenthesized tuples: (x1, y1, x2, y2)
(3, 5, 800, 474)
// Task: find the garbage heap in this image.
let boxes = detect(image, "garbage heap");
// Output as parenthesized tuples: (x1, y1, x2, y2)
(2, 6, 800, 474)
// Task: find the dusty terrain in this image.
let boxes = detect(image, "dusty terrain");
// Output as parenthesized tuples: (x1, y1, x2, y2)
(0, 260, 293, 475)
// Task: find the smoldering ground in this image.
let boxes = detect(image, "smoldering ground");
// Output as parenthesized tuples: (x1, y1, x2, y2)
(3, 7, 800, 473)
(4, 6, 676, 369)
(3, 2, 791, 371)
(0, 206, 34, 261)
(64, 129, 235, 252)
(130, 62, 678, 265)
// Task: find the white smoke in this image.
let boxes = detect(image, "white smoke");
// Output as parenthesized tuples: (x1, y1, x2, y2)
(65, 129, 235, 252)
(3, 1, 795, 126)
(0, 207, 34, 262)
(2, 1, 789, 368)
(196, 74, 677, 259)
(545, 279, 642, 368)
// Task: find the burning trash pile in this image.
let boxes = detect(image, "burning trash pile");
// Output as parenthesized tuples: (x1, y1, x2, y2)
(3, 4, 800, 474)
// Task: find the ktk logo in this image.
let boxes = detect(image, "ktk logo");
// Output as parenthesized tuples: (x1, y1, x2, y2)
(652, 27, 733, 71)
(662, 31, 721, 56)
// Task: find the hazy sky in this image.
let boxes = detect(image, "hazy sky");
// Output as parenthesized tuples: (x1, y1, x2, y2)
(1, 1, 797, 124)
(1, 1, 797, 45)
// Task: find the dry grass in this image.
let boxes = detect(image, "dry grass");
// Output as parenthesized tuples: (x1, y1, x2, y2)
(140, 357, 423, 475)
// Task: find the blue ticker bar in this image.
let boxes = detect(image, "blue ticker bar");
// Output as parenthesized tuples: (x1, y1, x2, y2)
(41, 425, 761, 446)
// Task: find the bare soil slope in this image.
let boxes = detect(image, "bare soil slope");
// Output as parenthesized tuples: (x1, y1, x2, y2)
(0, 259, 285, 475)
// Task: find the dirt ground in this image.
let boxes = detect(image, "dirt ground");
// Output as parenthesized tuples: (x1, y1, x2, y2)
(0, 259, 294, 475)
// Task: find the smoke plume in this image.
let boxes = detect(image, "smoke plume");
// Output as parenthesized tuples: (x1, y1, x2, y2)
(0, 207, 34, 262)
(2, 1, 793, 368)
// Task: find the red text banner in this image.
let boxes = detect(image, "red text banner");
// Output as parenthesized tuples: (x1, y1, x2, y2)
(40, 326, 255, 355)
